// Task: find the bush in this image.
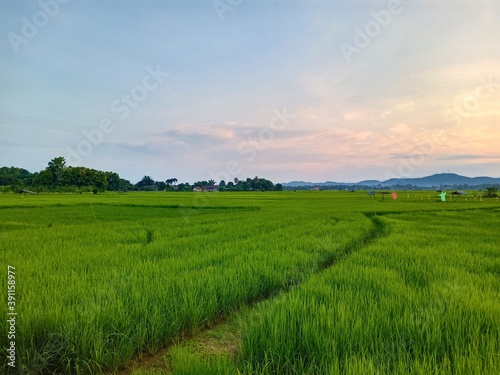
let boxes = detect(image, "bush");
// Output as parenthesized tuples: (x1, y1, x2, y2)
(483, 187, 498, 198)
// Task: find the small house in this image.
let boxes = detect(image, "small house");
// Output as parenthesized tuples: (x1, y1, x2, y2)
(203, 185, 218, 192)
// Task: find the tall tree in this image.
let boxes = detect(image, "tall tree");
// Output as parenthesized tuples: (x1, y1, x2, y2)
(47, 157, 66, 186)
(105, 172, 121, 191)
(136, 175, 155, 188)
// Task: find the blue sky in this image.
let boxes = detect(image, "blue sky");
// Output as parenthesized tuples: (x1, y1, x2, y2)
(1, 0, 499, 183)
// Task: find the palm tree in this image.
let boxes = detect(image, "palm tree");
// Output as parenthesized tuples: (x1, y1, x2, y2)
(166, 178, 178, 186)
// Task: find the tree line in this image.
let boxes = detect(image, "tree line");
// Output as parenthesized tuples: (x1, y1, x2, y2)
(0, 157, 283, 193)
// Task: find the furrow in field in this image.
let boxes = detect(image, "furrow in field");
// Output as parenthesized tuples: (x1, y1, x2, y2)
(235, 209, 500, 375)
(118, 215, 390, 375)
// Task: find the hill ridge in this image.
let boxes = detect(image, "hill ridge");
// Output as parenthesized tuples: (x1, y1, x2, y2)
(283, 173, 500, 188)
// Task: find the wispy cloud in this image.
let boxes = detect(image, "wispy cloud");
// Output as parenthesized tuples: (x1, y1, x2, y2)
(436, 154, 500, 161)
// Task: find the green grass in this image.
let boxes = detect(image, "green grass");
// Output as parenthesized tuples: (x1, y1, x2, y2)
(0, 191, 499, 374)
(238, 210, 500, 374)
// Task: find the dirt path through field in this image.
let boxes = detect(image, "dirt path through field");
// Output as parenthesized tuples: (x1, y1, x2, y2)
(116, 215, 388, 375)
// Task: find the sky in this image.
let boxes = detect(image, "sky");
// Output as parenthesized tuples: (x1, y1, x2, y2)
(1, 0, 499, 184)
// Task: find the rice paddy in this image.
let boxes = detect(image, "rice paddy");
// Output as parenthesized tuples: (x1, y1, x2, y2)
(0, 191, 499, 374)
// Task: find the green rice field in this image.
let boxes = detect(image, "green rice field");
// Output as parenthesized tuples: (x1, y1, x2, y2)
(1, 191, 499, 374)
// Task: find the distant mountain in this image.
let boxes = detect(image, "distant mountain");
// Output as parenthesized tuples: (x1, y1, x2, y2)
(379, 173, 500, 187)
(283, 173, 500, 188)
(357, 180, 382, 185)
